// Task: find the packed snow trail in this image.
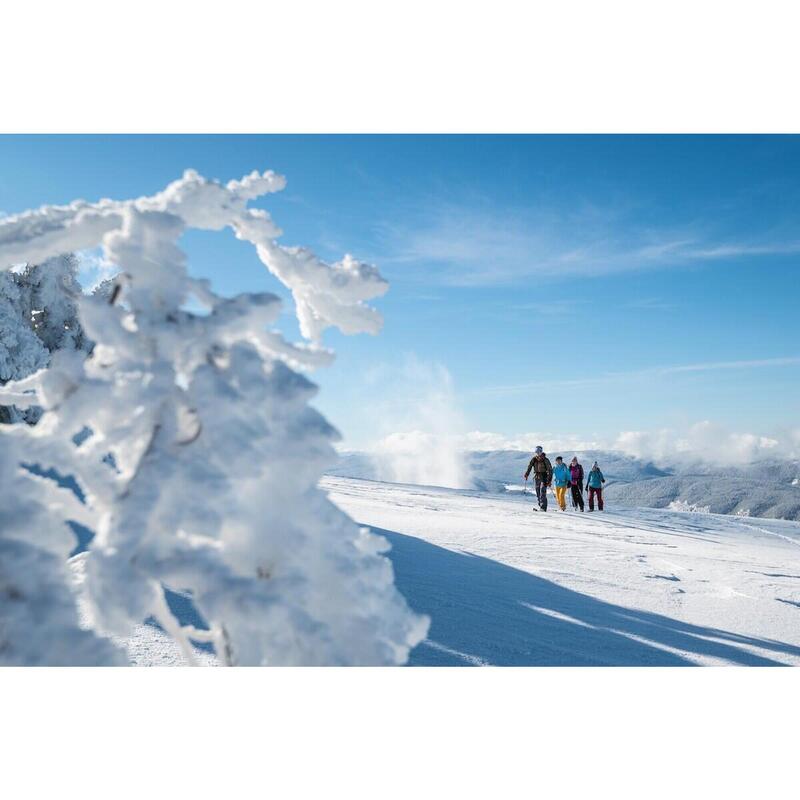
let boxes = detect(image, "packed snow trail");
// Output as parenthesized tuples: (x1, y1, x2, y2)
(324, 477, 800, 666)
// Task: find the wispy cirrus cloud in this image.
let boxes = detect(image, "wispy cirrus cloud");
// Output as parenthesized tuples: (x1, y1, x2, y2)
(509, 298, 586, 316)
(470, 355, 800, 397)
(623, 297, 678, 311)
(377, 201, 800, 286)
(651, 356, 800, 374)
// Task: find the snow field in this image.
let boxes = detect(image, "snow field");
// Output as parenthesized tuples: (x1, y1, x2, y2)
(325, 476, 800, 666)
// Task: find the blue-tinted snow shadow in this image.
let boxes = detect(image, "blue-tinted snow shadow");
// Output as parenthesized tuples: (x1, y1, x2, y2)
(67, 521, 214, 655)
(374, 528, 800, 667)
(145, 589, 215, 654)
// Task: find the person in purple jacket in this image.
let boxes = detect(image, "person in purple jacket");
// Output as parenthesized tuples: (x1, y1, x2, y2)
(569, 456, 585, 512)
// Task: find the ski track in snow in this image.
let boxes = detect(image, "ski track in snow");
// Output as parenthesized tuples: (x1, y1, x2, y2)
(323, 477, 800, 667)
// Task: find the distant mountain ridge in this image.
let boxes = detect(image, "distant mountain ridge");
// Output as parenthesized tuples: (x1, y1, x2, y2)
(328, 449, 800, 521)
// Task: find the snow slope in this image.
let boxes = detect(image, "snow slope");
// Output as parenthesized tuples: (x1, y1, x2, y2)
(74, 473, 800, 667)
(324, 476, 800, 666)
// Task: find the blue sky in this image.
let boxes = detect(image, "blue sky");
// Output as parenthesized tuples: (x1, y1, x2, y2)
(1, 135, 798, 452)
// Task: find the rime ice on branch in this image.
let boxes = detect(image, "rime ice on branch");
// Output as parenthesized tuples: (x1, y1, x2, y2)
(0, 170, 427, 666)
(0, 423, 126, 665)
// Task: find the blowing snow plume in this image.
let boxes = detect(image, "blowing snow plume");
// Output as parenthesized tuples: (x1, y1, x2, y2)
(369, 357, 471, 489)
(0, 169, 428, 666)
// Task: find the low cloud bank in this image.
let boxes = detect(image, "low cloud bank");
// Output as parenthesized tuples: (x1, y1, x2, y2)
(456, 430, 605, 454)
(363, 422, 800, 471)
(613, 422, 800, 465)
(351, 353, 798, 484)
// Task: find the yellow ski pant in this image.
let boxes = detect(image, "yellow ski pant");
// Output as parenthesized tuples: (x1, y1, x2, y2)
(555, 485, 568, 510)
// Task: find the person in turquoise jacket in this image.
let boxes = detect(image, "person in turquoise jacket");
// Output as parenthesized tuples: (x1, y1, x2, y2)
(552, 456, 570, 511)
(586, 462, 605, 511)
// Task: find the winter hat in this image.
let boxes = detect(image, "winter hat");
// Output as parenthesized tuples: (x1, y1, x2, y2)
(535, 446, 543, 454)
(592, 461, 599, 469)
(570, 457, 578, 465)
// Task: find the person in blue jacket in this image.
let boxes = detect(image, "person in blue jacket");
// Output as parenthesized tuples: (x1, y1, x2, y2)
(586, 462, 606, 511)
(552, 456, 571, 511)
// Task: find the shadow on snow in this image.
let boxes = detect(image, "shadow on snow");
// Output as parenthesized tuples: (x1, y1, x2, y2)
(375, 527, 800, 667)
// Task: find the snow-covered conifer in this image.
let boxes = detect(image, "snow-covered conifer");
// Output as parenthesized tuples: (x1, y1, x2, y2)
(0, 422, 125, 665)
(0, 169, 428, 665)
(0, 271, 49, 384)
(20, 254, 87, 353)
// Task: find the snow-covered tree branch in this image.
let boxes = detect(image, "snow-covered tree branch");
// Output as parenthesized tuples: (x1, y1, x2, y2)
(0, 169, 427, 666)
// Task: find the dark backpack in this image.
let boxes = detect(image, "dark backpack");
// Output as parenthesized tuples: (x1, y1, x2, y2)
(534, 455, 551, 478)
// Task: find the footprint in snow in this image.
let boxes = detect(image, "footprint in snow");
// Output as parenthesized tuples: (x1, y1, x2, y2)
(645, 573, 681, 582)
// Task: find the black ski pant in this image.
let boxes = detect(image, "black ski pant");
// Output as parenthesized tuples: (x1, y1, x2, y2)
(535, 477, 548, 510)
(570, 483, 584, 511)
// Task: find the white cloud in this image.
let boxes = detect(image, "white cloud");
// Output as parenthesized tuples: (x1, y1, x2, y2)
(623, 297, 677, 311)
(509, 298, 585, 316)
(613, 422, 789, 465)
(361, 422, 800, 468)
(457, 430, 604, 453)
(461, 423, 798, 465)
(470, 355, 800, 397)
(378, 202, 800, 286)
(650, 356, 800, 375)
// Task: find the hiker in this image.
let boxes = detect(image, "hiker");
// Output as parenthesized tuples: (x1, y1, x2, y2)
(586, 461, 606, 511)
(569, 456, 585, 512)
(523, 445, 553, 511)
(552, 456, 570, 511)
